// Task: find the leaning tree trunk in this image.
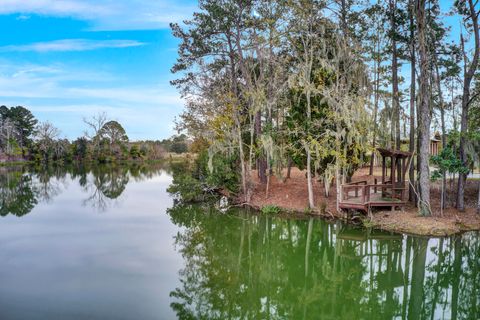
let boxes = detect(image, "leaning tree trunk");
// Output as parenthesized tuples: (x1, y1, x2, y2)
(416, 0, 431, 216)
(477, 179, 480, 214)
(457, 0, 480, 211)
(409, 0, 416, 203)
(457, 82, 468, 211)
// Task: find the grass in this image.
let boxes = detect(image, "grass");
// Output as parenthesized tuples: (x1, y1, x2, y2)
(261, 205, 282, 215)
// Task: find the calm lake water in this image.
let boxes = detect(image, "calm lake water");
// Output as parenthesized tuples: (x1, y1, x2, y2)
(0, 164, 478, 320)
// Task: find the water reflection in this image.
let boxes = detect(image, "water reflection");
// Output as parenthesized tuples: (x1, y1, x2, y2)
(0, 163, 167, 216)
(0, 167, 37, 216)
(81, 165, 130, 211)
(167, 203, 480, 320)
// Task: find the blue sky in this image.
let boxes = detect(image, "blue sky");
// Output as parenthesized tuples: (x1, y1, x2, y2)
(0, 0, 197, 141)
(0, 1, 471, 140)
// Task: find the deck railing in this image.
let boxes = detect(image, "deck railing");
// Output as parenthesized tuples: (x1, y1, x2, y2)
(341, 182, 406, 206)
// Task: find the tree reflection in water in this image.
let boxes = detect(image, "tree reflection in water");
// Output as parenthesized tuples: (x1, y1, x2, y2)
(82, 165, 130, 211)
(0, 163, 166, 216)
(0, 167, 37, 216)
(167, 203, 480, 320)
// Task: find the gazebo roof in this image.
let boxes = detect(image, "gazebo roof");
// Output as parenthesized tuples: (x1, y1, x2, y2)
(377, 148, 413, 159)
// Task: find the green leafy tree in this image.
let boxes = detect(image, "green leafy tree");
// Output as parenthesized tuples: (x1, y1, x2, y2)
(170, 134, 189, 154)
(129, 145, 142, 159)
(72, 137, 89, 161)
(97, 120, 129, 159)
(97, 120, 129, 145)
(0, 105, 38, 156)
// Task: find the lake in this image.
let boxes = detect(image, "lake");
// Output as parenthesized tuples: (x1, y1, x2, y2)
(0, 164, 478, 320)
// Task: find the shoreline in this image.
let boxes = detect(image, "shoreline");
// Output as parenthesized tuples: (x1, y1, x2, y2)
(245, 167, 480, 237)
(0, 158, 167, 167)
(243, 201, 480, 237)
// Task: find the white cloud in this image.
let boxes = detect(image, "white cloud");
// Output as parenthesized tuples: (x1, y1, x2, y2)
(0, 0, 114, 18)
(0, 39, 145, 52)
(0, 61, 181, 102)
(0, 0, 195, 30)
(16, 14, 30, 20)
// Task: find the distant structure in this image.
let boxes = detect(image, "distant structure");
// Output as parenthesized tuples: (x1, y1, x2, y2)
(429, 132, 441, 156)
(400, 131, 442, 156)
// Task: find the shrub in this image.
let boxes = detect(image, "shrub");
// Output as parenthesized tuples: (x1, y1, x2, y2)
(195, 150, 239, 194)
(130, 145, 142, 159)
(261, 205, 281, 215)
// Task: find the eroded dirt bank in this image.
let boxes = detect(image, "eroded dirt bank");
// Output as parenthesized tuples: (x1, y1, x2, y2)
(246, 167, 480, 237)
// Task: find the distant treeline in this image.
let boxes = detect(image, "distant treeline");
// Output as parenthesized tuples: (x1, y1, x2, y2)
(0, 106, 191, 164)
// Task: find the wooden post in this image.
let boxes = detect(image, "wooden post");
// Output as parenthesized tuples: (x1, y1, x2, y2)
(362, 186, 365, 205)
(390, 156, 395, 185)
(382, 155, 386, 184)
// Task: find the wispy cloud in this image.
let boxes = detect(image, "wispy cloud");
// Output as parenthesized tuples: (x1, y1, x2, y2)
(0, 39, 145, 52)
(0, 62, 183, 139)
(0, 63, 181, 104)
(0, 0, 113, 18)
(16, 14, 30, 20)
(0, 0, 195, 30)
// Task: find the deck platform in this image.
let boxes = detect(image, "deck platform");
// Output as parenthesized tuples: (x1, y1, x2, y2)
(339, 148, 412, 212)
(338, 181, 406, 212)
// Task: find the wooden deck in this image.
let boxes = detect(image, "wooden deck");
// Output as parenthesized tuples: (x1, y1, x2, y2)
(339, 180, 406, 212)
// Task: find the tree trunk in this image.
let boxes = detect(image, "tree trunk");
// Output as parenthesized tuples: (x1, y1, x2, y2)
(370, 34, 381, 176)
(457, 0, 480, 211)
(409, 1, 416, 203)
(416, 0, 431, 216)
(287, 157, 293, 180)
(233, 9, 267, 189)
(305, 143, 314, 208)
(227, 35, 248, 202)
(335, 123, 343, 212)
(434, 57, 447, 209)
(390, 0, 401, 150)
(477, 180, 480, 214)
(256, 111, 267, 184)
(441, 176, 445, 216)
(237, 120, 248, 202)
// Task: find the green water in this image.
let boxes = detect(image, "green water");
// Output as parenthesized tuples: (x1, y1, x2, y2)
(0, 164, 478, 319)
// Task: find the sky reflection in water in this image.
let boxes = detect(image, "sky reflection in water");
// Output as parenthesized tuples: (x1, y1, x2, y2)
(0, 164, 479, 320)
